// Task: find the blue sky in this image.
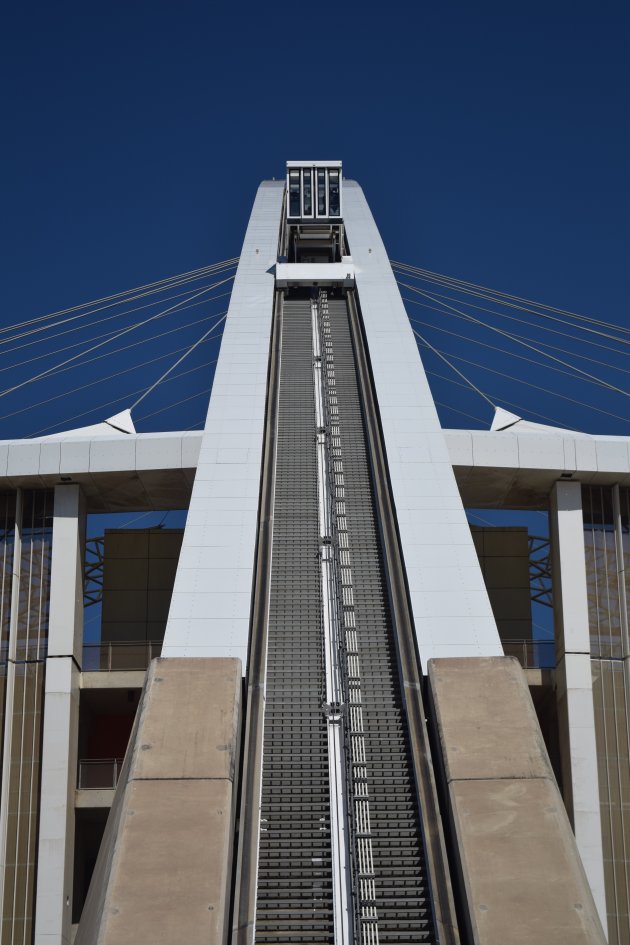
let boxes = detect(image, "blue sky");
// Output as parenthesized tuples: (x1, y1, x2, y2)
(1, 0, 628, 440)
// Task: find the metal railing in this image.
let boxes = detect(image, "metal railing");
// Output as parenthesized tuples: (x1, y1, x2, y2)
(82, 640, 162, 672)
(502, 639, 555, 670)
(78, 758, 125, 789)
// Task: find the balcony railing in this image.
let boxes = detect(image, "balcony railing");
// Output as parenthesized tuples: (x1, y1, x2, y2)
(78, 758, 125, 790)
(502, 639, 555, 670)
(82, 640, 162, 672)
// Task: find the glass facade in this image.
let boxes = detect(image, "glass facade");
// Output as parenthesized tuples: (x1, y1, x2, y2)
(583, 485, 630, 945)
(583, 486, 623, 659)
(0, 494, 16, 788)
(1, 490, 53, 945)
(592, 661, 630, 945)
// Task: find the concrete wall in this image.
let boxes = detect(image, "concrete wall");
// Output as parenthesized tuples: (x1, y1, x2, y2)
(428, 656, 606, 945)
(75, 657, 241, 945)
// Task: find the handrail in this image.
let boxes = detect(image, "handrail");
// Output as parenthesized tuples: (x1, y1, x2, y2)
(82, 640, 162, 672)
(77, 757, 125, 789)
(502, 638, 555, 670)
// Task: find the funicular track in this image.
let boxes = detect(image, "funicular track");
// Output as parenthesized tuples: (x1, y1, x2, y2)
(255, 297, 334, 942)
(236, 289, 456, 945)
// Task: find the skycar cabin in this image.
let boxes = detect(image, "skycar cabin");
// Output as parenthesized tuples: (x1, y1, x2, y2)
(287, 161, 342, 220)
(284, 161, 345, 263)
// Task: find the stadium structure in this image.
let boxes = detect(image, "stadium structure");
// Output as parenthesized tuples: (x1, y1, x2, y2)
(0, 163, 627, 945)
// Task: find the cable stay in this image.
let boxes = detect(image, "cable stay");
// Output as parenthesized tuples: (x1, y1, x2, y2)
(411, 328, 495, 408)
(416, 340, 629, 425)
(408, 313, 630, 393)
(130, 316, 227, 410)
(29, 355, 220, 438)
(0, 330, 222, 424)
(391, 260, 630, 340)
(402, 282, 630, 399)
(425, 367, 583, 431)
(0, 257, 238, 342)
(404, 300, 630, 374)
(0, 286, 233, 362)
(0, 278, 232, 402)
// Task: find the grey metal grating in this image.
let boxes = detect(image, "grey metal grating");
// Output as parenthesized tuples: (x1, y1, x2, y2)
(255, 293, 437, 945)
(324, 295, 437, 945)
(255, 299, 334, 944)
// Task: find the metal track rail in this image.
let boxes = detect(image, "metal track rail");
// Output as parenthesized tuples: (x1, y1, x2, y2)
(323, 293, 440, 945)
(238, 289, 458, 945)
(255, 297, 335, 943)
(344, 291, 458, 945)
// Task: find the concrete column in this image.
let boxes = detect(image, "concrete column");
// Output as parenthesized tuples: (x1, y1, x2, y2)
(34, 484, 86, 945)
(428, 657, 606, 945)
(74, 658, 242, 945)
(549, 480, 607, 931)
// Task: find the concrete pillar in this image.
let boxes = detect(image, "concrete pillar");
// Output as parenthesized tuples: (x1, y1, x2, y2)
(34, 484, 86, 945)
(74, 658, 242, 945)
(428, 656, 606, 945)
(549, 480, 607, 931)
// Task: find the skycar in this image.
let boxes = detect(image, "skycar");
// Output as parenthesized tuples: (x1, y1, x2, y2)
(287, 161, 342, 220)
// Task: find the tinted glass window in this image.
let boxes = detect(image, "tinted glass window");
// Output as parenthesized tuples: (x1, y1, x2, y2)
(289, 170, 301, 217)
(328, 170, 340, 216)
(317, 170, 327, 216)
(302, 170, 313, 216)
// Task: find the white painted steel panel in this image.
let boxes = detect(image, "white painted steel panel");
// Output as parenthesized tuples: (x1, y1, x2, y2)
(89, 437, 135, 472)
(7, 442, 41, 476)
(135, 433, 182, 470)
(574, 437, 598, 471)
(59, 440, 91, 475)
(275, 262, 355, 287)
(471, 431, 519, 468)
(343, 181, 501, 666)
(39, 442, 61, 476)
(162, 180, 284, 661)
(595, 439, 630, 473)
(516, 433, 565, 470)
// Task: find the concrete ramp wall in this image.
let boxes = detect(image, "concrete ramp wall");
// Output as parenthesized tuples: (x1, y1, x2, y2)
(75, 657, 241, 945)
(428, 657, 606, 945)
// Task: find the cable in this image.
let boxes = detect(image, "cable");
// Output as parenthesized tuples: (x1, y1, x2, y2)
(411, 328, 495, 408)
(423, 366, 582, 430)
(131, 317, 226, 410)
(420, 348, 629, 423)
(403, 283, 630, 399)
(0, 287, 232, 364)
(28, 356, 218, 437)
(0, 277, 232, 401)
(395, 266, 630, 347)
(0, 341, 220, 424)
(392, 261, 630, 340)
(0, 258, 238, 339)
(398, 296, 630, 374)
(397, 276, 630, 355)
(34, 310, 227, 386)
(433, 400, 489, 425)
(407, 312, 630, 393)
(136, 386, 213, 422)
(0, 263, 236, 350)
(394, 260, 630, 337)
